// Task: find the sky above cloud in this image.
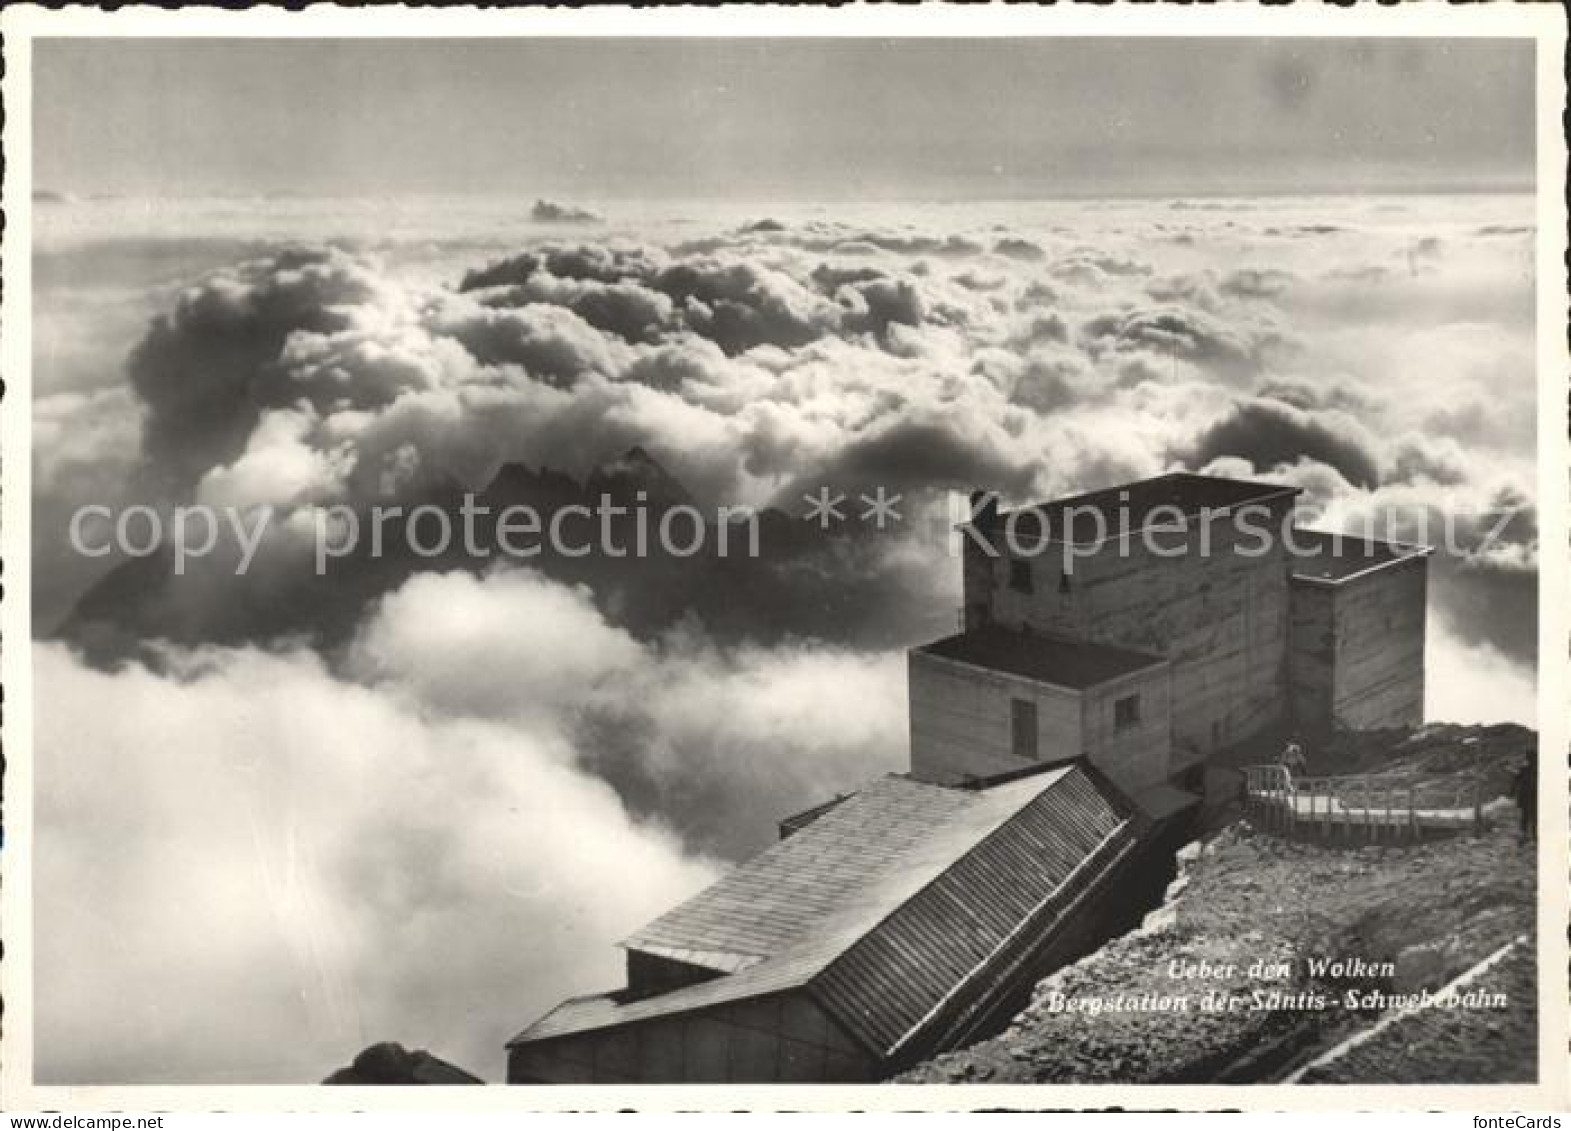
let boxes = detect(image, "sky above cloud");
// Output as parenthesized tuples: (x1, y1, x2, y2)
(33, 38, 1535, 199)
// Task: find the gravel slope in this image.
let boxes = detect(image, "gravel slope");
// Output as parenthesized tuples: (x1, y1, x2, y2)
(900, 784, 1536, 1085)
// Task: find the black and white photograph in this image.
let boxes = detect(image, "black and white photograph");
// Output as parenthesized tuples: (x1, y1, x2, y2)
(1, 5, 1565, 1112)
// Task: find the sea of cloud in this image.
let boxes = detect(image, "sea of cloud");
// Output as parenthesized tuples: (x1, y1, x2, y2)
(29, 192, 1538, 1082)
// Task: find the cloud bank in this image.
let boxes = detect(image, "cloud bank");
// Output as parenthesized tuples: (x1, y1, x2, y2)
(32, 193, 1538, 1082)
(36, 566, 906, 1082)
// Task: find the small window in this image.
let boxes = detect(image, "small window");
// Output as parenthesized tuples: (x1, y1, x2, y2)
(1009, 559, 1033, 594)
(1115, 694, 1141, 731)
(1011, 698, 1038, 761)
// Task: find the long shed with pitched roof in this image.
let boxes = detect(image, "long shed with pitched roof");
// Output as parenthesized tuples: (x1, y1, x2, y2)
(507, 764, 1141, 1083)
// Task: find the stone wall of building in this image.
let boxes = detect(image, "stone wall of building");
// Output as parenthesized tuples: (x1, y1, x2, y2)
(508, 992, 871, 1084)
(1287, 578, 1336, 736)
(907, 649, 1172, 791)
(908, 650, 1085, 784)
(980, 499, 1297, 764)
(1327, 556, 1428, 731)
(1289, 555, 1428, 736)
(1080, 665, 1174, 794)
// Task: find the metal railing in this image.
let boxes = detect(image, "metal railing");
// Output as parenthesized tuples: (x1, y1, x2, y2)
(1242, 763, 1486, 842)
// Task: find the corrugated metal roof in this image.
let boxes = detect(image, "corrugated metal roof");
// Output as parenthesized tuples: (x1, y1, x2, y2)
(812, 769, 1130, 1054)
(918, 625, 1165, 689)
(510, 764, 1134, 1056)
(631, 943, 762, 974)
(778, 792, 854, 838)
(620, 774, 978, 970)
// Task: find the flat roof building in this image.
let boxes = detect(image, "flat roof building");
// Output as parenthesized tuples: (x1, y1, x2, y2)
(962, 472, 1429, 762)
(506, 471, 1433, 1083)
(911, 626, 1172, 794)
(1288, 529, 1433, 735)
(974, 471, 1301, 547)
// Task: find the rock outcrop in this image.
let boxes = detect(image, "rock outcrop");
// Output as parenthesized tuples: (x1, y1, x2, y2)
(323, 1042, 483, 1086)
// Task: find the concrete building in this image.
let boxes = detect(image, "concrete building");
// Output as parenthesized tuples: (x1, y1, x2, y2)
(505, 471, 1432, 1084)
(1287, 528, 1431, 736)
(909, 626, 1171, 794)
(961, 472, 1431, 772)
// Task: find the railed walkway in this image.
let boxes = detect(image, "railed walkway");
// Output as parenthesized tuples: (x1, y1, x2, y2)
(1242, 764, 1485, 843)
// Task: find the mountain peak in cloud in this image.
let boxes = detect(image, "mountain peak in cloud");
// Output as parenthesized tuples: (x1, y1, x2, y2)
(587, 445, 696, 511)
(531, 199, 605, 225)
